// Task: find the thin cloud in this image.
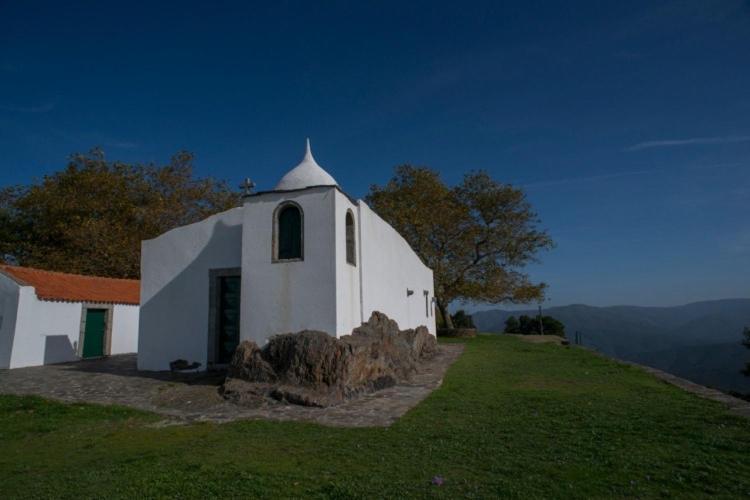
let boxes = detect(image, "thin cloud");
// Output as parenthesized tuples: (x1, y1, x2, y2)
(0, 102, 55, 114)
(50, 128, 140, 150)
(625, 135, 750, 152)
(521, 169, 655, 188)
(519, 162, 747, 189)
(613, 0, 747, 40)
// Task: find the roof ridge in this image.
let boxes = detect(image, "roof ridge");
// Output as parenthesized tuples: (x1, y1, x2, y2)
(0, 264, 140, 305)
(0, 264, 139, 282)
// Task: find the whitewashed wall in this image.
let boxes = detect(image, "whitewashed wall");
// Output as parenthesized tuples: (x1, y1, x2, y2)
(0, 274, 21, 369)
(358, 202, 436, 334)
(241, 187, 338, 344)
(2, 286, 140, 369)
(11, 290, 82, 368)
(334, 190, 362, 335)
(138, 186, 436, 372)
(111, 304, 139, 354)
(138, 207, 244, 371)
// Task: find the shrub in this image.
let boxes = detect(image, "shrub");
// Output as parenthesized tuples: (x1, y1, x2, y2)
(450, 310, 476, 329)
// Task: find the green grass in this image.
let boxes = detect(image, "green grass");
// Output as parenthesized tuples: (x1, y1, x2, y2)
(1, 335, 750, 499)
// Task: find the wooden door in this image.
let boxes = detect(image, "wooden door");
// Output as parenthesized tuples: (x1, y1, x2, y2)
(82, 309, 106, 358)
(217, 276, 241, 363)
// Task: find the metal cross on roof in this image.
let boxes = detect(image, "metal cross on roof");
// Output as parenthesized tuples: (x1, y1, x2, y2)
(240, 177, 256, 196)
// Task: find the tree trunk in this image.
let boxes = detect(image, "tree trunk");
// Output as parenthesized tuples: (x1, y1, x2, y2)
(437, 300, 454, 329)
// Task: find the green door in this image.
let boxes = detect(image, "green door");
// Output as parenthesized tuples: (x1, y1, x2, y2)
(82, 309, 106, 359)
(217, 276, 241, 364)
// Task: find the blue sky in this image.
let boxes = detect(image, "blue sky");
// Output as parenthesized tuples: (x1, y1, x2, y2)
(1, 0, 749, 308)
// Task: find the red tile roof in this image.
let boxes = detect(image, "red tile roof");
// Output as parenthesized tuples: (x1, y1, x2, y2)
(0, 265, 140, 305)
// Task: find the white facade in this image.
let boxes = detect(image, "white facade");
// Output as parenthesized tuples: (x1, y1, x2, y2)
(241, 187, 338, 344)
(138, 208, 243, 370)
(0, 272, 140, 369)
(138, 141, 436, 371)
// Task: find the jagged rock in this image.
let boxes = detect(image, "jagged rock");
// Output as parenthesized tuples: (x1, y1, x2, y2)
(221, 312, 437, 407)
(227, 341, 277, 382)
(401, 326, 438, 359)
(263, 330, 348, 388)
(341, 311, 417, 387)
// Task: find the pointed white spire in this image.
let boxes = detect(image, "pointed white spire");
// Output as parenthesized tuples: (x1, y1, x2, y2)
(274, 138, 338, 191)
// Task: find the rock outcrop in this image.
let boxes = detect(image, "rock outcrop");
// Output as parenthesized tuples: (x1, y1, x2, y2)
(221, 312, 437, 407)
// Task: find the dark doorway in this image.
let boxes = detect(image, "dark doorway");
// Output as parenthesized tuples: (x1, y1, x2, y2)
(216, 276, 241, 364)
(82, 309, 106, 358)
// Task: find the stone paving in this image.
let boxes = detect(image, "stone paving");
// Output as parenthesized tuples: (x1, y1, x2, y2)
(0, 344, 464, 427)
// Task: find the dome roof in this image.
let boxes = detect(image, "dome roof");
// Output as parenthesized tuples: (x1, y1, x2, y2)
(274, 139, 338, 191)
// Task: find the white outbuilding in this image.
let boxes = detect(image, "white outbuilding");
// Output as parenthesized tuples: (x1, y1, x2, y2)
(0, 265, 140, 369)
(138, 140, 436, 371)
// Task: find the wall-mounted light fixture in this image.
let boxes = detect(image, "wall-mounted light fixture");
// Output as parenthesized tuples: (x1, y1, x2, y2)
(406, 288, 414, 296)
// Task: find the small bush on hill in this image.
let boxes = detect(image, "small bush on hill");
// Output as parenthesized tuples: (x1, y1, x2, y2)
(450, 310, 475, 329)
(504, 314, 565, 337)
(504, 316, 520, 333)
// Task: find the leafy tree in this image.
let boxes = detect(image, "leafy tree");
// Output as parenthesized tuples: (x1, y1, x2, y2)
(510, 314, 565, 336)
(0, 149, 239, 278)
(518, 315, 534, 334)
(504, 316, 520, 333)
(0, 186, 20, 261)
(450, 310, 476, 329)
(541, 316, 566, 337)
(366, 166, 553, 328)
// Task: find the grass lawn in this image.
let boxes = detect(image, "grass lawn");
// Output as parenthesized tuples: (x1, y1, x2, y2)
(1, 335, 750, 499)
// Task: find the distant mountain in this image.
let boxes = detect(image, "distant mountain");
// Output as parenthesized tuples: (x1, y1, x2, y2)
(472, 299, 750, 395)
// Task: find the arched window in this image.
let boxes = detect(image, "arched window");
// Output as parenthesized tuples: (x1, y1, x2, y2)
(345, 210, 356, 265)
(275, 202, 303, 261)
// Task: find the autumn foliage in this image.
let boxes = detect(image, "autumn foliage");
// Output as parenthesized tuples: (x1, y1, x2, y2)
(0, 149, 239, 278)
(366, 166, 553, 327)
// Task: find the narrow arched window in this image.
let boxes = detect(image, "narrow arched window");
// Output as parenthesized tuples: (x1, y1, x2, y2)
(345, 210, 356, 265)
(276, 203, 303, 260)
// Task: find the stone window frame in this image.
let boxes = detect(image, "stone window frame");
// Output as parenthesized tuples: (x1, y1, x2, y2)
(77, 302, 114, 358)
(207, 267, 242, 369)
(345, 209, 356, 266)
(272, 200, 304, 263)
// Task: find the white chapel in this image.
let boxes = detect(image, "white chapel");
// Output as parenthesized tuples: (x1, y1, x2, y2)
(138, 140, 436, 371)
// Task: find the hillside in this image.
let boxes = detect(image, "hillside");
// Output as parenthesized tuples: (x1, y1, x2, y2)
(472, 298, 750, 394)
(1, 336, 749, 497)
